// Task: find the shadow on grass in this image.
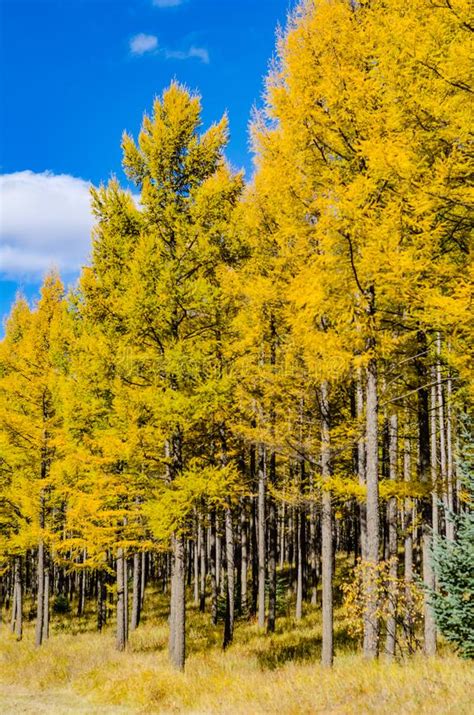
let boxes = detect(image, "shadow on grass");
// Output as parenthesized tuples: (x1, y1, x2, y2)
(52, 608, 101, 636)
(128, 632, 168, 653)
(255, 624, 357, 670)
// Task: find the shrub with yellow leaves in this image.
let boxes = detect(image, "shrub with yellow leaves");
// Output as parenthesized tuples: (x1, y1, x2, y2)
(342, 558, 424, 657)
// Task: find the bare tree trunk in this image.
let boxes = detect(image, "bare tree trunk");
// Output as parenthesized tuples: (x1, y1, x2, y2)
(131, 552, 142, 631)
(425, 373, 440, 653)
(289, 507, 296, 592)
(422, 533, 436, 656)
(249, 442, 258, 615)
(11, 557, 22, 641)
(77, 548, 87, 617)
(81, 553, 87, 615)
(223, 508, 235, 648)
(251, 496, 258, 615)
(385, 414, 398, 658)
(403, 425, 414, 635)
(193, 517, 200, 607)
(417, 335, 436, 656)
(140, 552, 146, 610)
(364, 353, 379, 659)
(321, 380, 333, 667)
(200, 518, 206, 612)
(10, 571, 17, 633)
(124, 558, 129, 641)
(257, 444, 266, 628)
(266, 323, 278, 632)
(267, 452, 277, 633)
(445, 367, 455, 541)
(42, 558, 50, 643)
(428, 369, 440, 653)
(279, 503, 286, 570)
(77, 566, 84, 618)
(357, 373, 371, 655)
(35, 541, 45, 647)
(169, 534, 186, 670)
(436, 334, 451, 540)
(356, 373, 367, 560)
(240, 501, 248, 614)
(116, 547, 127, 651)
(97, 571, 106, 631)
(166, 427, 186, 670)
(295, 507, 303, 621)
(309, 474, 318, 606)
(216, 514, 221, 593)
(430, 377, 440, 542)
(209, 513, 218, 626)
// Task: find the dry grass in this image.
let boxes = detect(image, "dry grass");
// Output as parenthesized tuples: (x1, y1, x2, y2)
(1, 592, 472, 714)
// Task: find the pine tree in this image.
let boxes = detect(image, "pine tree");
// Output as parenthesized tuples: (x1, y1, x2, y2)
(431, 417, 474, 658)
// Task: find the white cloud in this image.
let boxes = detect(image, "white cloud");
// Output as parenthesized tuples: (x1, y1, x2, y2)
(152, 0, 183, 7)
(0, 171, 94, 279)
(130, 33, 158, 56)
(165, 45, 209, 64)
(129, 30, 209, 64)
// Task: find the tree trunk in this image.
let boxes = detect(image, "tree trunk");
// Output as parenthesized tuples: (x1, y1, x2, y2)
(364, 354, 379, 658)
(141, 552, 146, 609)
(417, 333, 436, 656)
(12, 557, 22, 641)
(430, 376, 440, 543)
(267, 452, 277, 633)
(199, 518, 206, 612)
(124, 558, 129, 638)
(321, 380, 333, 667)
(266, 322, 278, 632)
(247, 440, 257, 616)
(10, 568, 17, 633)
(98, 570, 106, 631)
(436, 334, 451, 540)
(309, 475, 318, 606)
(223, 508, 235, 648)
(209, 513, 218, 626)
(295, 508, 303, 621)
(357, 372, 371, 655)
(289, 507, 296, 592)
(257, 443, 266, 628)
(116, 547, 127, 651)
(446, 370, 455, 540)
(240, 500, 248, 614)
(279, 503, 286, 570)
(131, 552, 142, 631)
(42, 559, 50, 643)
(169, 534, 186, 670)
(422, 532, 436, 656)
(385, 414, 398, 658)
(356, 373, 367, 561)
(424, 397, 438, 657)
(216, 514, 221, 593)
(193, 518, 200, 607)
(77, 548, 87, 617)
(403, 426, 414, 636)
(35, 541, 45, 647)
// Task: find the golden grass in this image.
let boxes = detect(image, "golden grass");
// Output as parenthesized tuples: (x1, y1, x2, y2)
(1, 594, 472, 714)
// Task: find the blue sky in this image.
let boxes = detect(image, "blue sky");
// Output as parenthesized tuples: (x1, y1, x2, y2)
(0, 0, 292, 326)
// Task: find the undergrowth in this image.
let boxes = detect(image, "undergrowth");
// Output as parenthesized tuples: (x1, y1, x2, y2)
(1, 584, 472, 714)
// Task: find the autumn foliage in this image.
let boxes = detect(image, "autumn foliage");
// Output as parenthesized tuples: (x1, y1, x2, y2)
(1, 0, 472, 682)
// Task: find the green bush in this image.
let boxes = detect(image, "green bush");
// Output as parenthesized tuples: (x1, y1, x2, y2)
(52, 594, 71, 614)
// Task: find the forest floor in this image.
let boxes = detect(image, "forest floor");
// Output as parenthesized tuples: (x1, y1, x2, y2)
(1, 588, 472, 714)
